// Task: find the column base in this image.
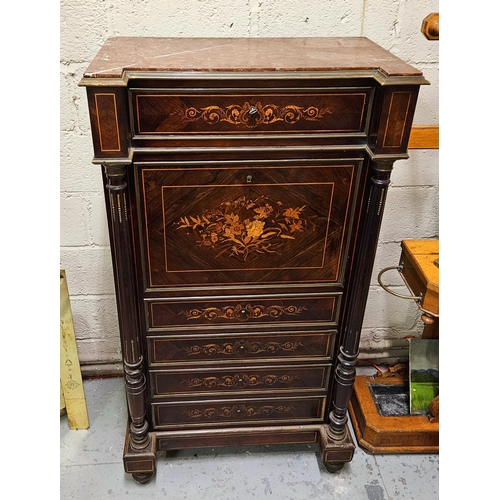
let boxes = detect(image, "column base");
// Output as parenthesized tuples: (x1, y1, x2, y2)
(123, 428, 156, 484)
(318, 424, 356, 472)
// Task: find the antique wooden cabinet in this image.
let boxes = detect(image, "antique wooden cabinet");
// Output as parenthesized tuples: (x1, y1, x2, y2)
(79, 37, 427, 483)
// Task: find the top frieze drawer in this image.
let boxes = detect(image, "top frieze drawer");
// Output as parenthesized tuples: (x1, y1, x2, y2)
(130, 89, 373, 137)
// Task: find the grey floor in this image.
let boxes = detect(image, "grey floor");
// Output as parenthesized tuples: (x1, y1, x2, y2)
(60, 371, 439, 500)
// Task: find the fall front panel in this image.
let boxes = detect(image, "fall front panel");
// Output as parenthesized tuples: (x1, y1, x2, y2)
(140, 163, 361, 287)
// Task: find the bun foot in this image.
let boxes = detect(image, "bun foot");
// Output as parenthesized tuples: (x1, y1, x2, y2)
(132, 471, 154, 484)
(323, 461, 345, 473)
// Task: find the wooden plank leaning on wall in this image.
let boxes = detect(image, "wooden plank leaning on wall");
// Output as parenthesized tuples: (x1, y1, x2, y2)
(61, 270, 90, 430)
(409, 125, 439, 149)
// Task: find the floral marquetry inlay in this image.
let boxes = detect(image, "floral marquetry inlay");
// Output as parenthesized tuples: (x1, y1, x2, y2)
(181, 340, 304, 357)
(176, 195, 316, 261)
(179, 303, 307, 322)
(180, 101, 335, 129)
(181, 373, 299, 389)
(182, 404, 295, 419)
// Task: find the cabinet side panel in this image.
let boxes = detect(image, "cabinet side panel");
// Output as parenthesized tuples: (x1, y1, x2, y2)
(86, 87, 130, 159)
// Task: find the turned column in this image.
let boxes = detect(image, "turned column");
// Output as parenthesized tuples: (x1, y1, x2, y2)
(327, 80, 421, 443)
(328, 158, 395, 440)
(81, 83, 155, 482)
(104, 164, 150, 450)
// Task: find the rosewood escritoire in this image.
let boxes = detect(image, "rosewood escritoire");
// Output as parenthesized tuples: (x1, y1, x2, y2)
(79, 37, 427, 483)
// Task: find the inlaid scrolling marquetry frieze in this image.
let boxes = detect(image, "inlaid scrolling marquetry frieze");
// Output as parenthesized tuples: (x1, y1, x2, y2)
(181, 340, 304, 357)
(176, 194, 317, 261)
(181, 373, 299, 389)
(181, 101, 335, 129)
(182, 404, 295, 419)
(179, 303, 307, 322)
(133, 92, 370, 135)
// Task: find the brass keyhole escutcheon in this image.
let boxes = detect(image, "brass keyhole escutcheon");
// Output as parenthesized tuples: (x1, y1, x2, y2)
(246, 175, 252, 183)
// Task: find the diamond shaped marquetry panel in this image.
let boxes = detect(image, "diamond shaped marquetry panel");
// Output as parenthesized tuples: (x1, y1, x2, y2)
(141, 162, 360, 287)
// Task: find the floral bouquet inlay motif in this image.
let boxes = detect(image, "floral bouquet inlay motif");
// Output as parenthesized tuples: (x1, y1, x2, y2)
(176, 195, 316, 261)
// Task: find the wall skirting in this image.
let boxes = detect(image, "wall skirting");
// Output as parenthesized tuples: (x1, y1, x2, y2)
(81, 362, 124, 378)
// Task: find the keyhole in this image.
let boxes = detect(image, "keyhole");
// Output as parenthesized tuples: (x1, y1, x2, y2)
(246, 175, 252, 183)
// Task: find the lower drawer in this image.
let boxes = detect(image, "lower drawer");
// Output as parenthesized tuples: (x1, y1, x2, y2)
(150, 364, 330, 397)
(147, 331, 335, 365)
(151, 395, 327, 429)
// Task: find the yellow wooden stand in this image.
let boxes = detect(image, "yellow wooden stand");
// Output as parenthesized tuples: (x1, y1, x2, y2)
(60, 270, 89, 429)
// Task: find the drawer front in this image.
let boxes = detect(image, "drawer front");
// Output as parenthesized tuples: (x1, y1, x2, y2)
(150, 364, 330, 397)
(152, 395, 326, 429)
(147, 296, 338, 330)
(141, 162, 360, 287)
(132, 91, 371, 136)
(147, 331, 335, 365)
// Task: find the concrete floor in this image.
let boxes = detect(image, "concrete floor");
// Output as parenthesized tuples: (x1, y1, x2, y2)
(60, 374, 439, 499)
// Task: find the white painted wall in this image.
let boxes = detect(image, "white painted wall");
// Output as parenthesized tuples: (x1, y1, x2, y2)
(60, 0, 439, 368)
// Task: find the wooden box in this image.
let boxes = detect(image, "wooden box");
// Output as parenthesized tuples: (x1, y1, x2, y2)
(400, 239, 439, 316)
(348, 375, 438, 453)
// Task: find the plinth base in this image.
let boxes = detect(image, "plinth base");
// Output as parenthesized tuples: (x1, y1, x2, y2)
(122, 422, 356, 482)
